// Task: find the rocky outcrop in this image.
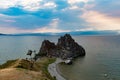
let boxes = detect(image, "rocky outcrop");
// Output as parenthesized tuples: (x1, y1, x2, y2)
(57, 34, 85, 58)
(36, 34, 85, 59)
(39, 40, 57, 57)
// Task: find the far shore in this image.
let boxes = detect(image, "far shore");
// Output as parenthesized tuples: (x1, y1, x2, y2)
(48, 58, 66, 80)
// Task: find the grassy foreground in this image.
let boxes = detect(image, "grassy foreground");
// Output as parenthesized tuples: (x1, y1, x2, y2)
(0, 57, 56, 80)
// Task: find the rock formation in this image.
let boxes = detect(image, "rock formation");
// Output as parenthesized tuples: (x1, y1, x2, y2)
(38, 40, 57, 57)
(36, 34, 85, 59)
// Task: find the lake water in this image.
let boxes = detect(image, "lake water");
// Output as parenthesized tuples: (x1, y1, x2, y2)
(0, 36, 59, 64)
(0, 35, 120, 80)
(59, 35, 120, 80)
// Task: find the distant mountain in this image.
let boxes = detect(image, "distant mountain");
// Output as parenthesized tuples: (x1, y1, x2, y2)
(53, 30, 118, 36)
(70, 31, 118, 35)
(6, 33, 52, 36)
(0, 30, 118, 36)
(0, 33, 7, 35)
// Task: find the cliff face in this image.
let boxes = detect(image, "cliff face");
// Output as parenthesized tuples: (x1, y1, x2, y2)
(37, 34, 85, 59)
(39, 40, 57, 57)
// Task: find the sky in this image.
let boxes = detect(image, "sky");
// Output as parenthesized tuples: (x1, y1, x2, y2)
(0, 0, 120, 34)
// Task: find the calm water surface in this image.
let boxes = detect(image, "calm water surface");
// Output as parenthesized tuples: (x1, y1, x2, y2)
(0, 36, 59, 64)
(0, 35, 120, 80)
(59, 35, 120, 80)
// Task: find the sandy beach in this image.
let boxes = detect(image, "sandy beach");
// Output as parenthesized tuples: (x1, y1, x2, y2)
(48, 58, 66, 80)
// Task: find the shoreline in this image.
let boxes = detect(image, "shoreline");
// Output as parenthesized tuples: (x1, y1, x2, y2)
(48, 58, 66, 80)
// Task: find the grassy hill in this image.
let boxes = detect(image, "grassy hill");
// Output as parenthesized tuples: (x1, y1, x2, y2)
(0, 57, 56, 80)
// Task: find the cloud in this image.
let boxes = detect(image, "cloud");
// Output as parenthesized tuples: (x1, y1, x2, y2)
(0, 13, 16, 27)
(20, 0, 42, 11)
(88, 0, 120, 17)
(0, 18, 69, 33)
(0, 0, 56, 11)
(0, 0, 120, 34)
(68, 0, 89, 5)
(33, 18, 70, 33)
(43, 2, 56, 8)
(0, 26, 33, 34)
(81, 11, 120, 30)
(0, 0, 42, 11)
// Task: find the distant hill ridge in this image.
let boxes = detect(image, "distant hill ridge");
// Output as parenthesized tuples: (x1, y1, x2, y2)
(0, 33, 6, 35)
(0, 30, 118, 36)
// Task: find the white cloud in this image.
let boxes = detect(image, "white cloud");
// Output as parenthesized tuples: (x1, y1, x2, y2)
(0, 0, 56, 11)
(0, 0, 16, 9)
(81, 11, 120, 30)
(68, 0, 89, 5)
(43, 2, 56, 8)
(0, 26, 33, 34)
(20, 0, 42, 11)
(66, 0, 95, 12)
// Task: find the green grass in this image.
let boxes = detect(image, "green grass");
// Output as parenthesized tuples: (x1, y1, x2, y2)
(36, 57, 56, 80)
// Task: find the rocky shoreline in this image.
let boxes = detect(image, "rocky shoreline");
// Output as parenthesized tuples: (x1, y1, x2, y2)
(48, 58, 66, 80)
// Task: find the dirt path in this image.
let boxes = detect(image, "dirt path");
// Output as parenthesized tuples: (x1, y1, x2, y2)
(48, 58, 66, 80)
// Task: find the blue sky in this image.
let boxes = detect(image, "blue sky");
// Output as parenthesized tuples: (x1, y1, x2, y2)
(0, 0, 120, 34)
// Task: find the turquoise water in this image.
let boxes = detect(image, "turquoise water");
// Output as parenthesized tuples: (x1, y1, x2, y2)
(0, 35, 120, 80)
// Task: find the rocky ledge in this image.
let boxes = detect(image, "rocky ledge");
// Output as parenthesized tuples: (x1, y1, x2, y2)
(35, 34, 85, 60)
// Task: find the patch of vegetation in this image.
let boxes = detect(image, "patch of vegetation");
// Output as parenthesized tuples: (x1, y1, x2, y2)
(36, 57, 56, 80)
(0, 59, 17, 69)
(15, 59, 34, 70)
